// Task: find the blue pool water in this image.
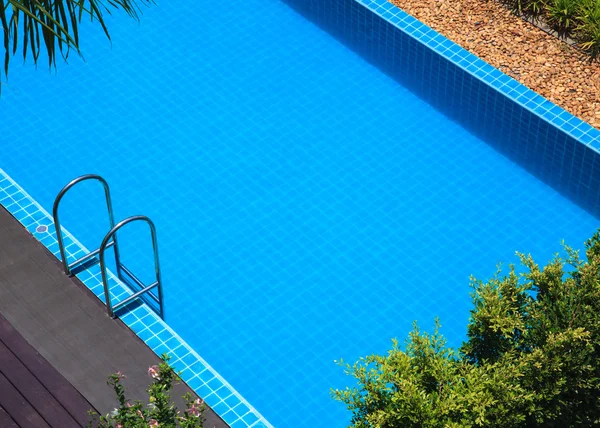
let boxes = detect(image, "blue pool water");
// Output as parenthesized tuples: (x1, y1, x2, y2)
(1, 0, 599, 426)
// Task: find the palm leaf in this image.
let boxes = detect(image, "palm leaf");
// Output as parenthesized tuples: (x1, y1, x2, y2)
(0, 0, 153, 90)
(0, 1, 10, 76)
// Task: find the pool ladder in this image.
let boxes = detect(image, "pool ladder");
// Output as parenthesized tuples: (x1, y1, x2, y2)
(52, 174, 164, 319)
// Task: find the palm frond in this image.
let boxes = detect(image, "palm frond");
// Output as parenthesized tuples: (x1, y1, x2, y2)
(0, 0, 153, 88)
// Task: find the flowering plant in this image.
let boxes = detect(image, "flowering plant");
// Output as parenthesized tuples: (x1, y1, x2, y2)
(88, 355, 205, 427)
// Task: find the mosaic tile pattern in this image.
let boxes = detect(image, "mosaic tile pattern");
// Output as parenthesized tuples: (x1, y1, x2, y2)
(289, 0, 600, 216)
(0, 169, 273, 428)
(1, 0, 599, 426)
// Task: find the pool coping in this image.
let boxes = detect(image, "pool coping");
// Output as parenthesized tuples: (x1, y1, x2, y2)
(0, 169, 274, 428)
(359, 0, 600, 148)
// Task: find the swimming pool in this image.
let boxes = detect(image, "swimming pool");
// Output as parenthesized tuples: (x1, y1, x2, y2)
(1, 0, 599, 426)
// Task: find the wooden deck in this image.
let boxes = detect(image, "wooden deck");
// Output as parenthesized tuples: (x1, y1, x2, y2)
(0, 312, 94, 427)
(0, 206, 227, 427)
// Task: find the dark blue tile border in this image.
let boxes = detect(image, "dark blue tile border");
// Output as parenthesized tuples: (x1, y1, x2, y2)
(285, 0, 600, 217)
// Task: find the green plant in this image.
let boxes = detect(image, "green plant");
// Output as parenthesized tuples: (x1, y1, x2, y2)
(527, 0, 549, 18)
(510, 0, 548, 20)
(577, 0, 600, 59)
(88, 355, 205, 428)
(495, 0, 600, 60)
(547, 0, 580, 37)
(333, 231, 600, 427)
(0, 1, 152, 86)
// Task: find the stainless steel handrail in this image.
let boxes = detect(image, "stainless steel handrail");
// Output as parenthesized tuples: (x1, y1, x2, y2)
(98, 215, 164, 319)
(52, 174, 121, 276)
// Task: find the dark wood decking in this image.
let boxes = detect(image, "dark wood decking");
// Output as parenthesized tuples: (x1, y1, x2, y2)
(0, 312, 94, 427)
(0, 206, 227, 427)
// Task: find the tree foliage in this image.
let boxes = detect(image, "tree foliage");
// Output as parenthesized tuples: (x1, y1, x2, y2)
(0, 0, 152, 82)
(333, 231, 600, 427)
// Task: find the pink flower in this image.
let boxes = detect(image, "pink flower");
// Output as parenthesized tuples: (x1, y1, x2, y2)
(147, 365, 160, 379)
(148, 419, 159, 427)
(187, 397, 204, 417)
(116, 371, 126, 380)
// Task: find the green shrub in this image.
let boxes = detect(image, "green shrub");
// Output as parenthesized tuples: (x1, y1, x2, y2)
(496, 0, 600, 61)
(578, 0, 600, 59)
(508, 0, 549, 20)
(333, 231, 600, 427)
(547, 0, 580, 37)
(88, 355, 205, 428)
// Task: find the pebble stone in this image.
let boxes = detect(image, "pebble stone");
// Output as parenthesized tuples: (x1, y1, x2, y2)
(389, 0, 600, 129)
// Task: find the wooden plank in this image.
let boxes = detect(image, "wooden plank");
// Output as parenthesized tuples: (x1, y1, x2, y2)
(0, 371, 51, 428)
(0, 405, 19, 428)
(0, 314, 92, 427)
(0, 338, 81, 428)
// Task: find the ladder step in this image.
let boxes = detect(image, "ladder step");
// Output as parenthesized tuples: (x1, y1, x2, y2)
(119, 263, 145, 289)
(119, 263, 160, 304)
(70, 258, 100, 276)
(67, 240, 115, 273)
(113, 281, 159, 312)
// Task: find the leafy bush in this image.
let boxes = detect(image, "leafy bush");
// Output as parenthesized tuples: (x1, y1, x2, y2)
(333, 231, 600, 427)
(499, 0, 600, 60)
(578, 0, 600, 58)
(547, 0, 580, 37)
(506, 0, 548, 20)
(88, 355, 205, 428)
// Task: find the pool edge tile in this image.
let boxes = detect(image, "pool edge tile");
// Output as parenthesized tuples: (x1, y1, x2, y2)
(353, 0, 600, 150)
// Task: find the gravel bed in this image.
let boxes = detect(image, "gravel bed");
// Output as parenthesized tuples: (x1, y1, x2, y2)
(389, 0, 600, 129)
